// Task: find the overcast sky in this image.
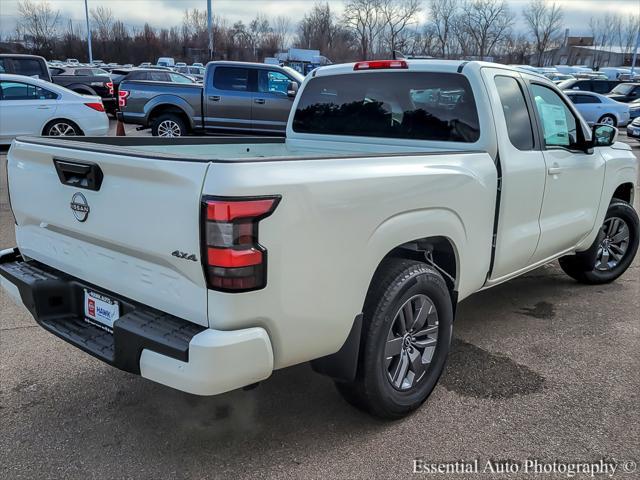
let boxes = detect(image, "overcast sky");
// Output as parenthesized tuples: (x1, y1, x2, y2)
(1, 0, 639, 38)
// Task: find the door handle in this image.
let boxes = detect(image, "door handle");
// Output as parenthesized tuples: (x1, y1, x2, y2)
(547, 164, 563, 175)
(254, 98, 266, 104)
(37, 105, 50, 109)
(208, 95, 221, 101)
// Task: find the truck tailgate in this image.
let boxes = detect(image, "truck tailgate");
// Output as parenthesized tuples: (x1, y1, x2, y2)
(6, 139, 210, 327)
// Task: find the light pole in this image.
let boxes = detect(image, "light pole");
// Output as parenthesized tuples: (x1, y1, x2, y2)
(631, 27, 640, 77)
(84, 0, 93, 63)
(207, 0, 214, 60)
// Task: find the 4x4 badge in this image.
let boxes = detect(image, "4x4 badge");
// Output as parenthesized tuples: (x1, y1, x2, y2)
(172, 250, 198, 262)
(70, 192, 90, 222)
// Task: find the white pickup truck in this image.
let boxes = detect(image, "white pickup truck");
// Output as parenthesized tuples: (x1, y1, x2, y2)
(1, 60, 638, 419)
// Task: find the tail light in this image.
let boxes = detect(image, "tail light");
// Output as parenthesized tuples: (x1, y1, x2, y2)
(353, 60, 408, 71)
(118, 90, 129, 108)
(105, 81, 114, 95)
(84, 102, 105, 112)
(201, 196, 280, 292)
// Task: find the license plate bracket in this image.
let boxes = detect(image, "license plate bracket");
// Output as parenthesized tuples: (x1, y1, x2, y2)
(84, 289, 120, 332)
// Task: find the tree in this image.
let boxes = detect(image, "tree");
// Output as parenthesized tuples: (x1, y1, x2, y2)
(379, 0, 421, 55)
(343, 0, 384, 59)
(429, 0, 459, 59)
(458, 0, 514, 60)
(16, 0, 59, 55)
(523, 0, 563, 67)
(272, 16, 291, 51)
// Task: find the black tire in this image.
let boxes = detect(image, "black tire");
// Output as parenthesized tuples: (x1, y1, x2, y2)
(42, 119, 83, 136)
(597, 114, 617, 127)
(151, 113, 188, 137)
(335, 258, 453, 419)
(559, 200, 639, 284)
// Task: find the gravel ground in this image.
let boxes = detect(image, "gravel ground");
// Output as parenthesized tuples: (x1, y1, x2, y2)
(0, 130, 638, 479)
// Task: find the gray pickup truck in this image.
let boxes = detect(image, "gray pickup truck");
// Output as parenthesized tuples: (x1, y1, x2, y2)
(119, 61, 304, 136)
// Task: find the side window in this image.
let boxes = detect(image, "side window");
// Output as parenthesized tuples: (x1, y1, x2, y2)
(12, 59, 47, 78)
(578, 94, 600, 104)
(75, 69, 91, 76)
(149, 72, 169, 82)
(494, 76, 534, 150)
(169, 73, 193, 84)
(213, 67, 250, 91)
(0, 81, 57, 100)
(593, 82, 609, 94)
(530, 84, 579, 149)
(258, 70, 290, 95)
(0, 59, 6, 73)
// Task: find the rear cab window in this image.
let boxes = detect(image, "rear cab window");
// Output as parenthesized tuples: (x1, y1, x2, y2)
(213, 67, 251, 91)
(292, 72, 480, 142)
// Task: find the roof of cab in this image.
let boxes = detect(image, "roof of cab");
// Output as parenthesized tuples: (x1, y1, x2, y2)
(311, 59, 541, 78)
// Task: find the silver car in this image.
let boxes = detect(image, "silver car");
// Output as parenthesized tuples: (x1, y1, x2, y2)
(564, 90, 630, 127)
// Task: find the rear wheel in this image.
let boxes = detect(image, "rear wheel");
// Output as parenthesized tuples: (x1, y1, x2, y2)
(335, 259, 453, 419)
(43, 119, 83, 137)
(151, 114, 187, 137)
(597, 114, 617, 127)
(559, 200, 639, 284)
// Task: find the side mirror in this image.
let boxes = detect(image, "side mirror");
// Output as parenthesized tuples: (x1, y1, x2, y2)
(287, 81, 299, 98)
(592, 124, 617, 147)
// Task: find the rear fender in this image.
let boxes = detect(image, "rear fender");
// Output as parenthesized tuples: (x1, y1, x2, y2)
(144, 96, 196, 129)
(364, 207, 465, 292)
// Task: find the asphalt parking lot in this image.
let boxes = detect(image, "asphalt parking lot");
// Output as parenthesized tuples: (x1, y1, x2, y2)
(1, 131, 639, 479)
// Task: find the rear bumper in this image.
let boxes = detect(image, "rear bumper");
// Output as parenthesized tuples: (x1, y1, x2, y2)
(0, 248, 273, 395)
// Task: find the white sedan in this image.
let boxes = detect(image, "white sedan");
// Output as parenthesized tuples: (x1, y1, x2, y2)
(0, 74, 109, 144)
(563, 90, 631, 127)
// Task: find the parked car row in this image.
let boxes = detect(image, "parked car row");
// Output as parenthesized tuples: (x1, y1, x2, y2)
(1, 52, 639, 143)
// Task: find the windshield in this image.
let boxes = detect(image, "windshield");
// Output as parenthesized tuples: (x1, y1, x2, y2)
(293, 71, 480, 142)
(611, 84, 635, 95)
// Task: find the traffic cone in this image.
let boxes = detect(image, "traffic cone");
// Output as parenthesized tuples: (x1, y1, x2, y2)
(115, 112, 126, 136)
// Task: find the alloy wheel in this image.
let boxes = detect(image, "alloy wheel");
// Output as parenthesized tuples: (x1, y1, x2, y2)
(596, 216, 630, 271)
(49, 123, 77, 136)
(599, 116, 615, 126)
(384, 294, 439, 391)
(157, 120, 182, 137)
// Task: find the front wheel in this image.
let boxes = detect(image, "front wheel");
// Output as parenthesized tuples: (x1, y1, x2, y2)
(151, 114, 188, 137)
(559, 200, 639, 284)
(335, 259, 453, 419)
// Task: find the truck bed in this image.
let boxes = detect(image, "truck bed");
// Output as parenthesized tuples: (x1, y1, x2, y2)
(15, 135, 479, 162)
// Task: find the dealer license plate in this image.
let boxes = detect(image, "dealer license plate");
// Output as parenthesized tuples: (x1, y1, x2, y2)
(84, 289, 120, 331)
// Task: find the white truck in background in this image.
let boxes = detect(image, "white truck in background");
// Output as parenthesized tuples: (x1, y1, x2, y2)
(1, 60, 638, 419)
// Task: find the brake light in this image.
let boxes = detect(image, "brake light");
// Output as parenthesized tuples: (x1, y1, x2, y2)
(105, 81, 114, 95)
(353, 60, 408, 71)
(84, 102, 105, 112)
(119, 90, 129, 108)
(201, 196, 280, 292)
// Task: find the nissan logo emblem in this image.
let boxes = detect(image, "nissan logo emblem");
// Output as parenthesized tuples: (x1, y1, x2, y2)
(70, 192, 90, 222)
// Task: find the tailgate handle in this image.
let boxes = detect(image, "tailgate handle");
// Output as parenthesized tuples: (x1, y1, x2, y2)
(54, 159, 104, 191)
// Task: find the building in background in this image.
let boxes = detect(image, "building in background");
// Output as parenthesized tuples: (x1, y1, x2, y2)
(265, 48, 331, 75)
(528, 35, 636, 69)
